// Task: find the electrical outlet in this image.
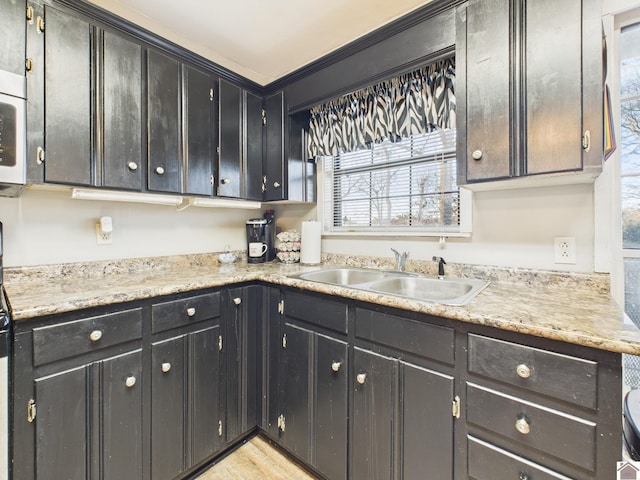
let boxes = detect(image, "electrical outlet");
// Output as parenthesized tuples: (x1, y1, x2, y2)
(96, 223, 112, 245)
(554, 236, 575, 264)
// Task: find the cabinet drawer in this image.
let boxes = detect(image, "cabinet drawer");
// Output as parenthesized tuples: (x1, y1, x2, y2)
(468, 436, 569, 480)
(467, 383, 596, 472)
(356, 308, 454, 365)
(468, 334, 597, 409)
(285, 291, 348, 334)
(151, 291, 220, 334)
(33, 308, 143, 366)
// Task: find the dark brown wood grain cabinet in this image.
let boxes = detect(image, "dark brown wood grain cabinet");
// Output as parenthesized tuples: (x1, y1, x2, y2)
(263, 92, 286, 201)
(457, 0, 603, 185)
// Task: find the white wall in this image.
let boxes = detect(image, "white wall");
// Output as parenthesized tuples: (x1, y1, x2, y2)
(276, 184, 596, 272)
(0, 188, 259, 267)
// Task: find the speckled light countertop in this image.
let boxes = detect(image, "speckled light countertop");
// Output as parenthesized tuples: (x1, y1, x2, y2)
(4, 252, 640, 355)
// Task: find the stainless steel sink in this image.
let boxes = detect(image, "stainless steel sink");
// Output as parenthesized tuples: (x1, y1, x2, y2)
(295, 268, 387, 286)
(367, 276, 489, 306)
(289, 268, 489, 306)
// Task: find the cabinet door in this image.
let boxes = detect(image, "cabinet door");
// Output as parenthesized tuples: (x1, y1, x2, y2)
(314, 333, 348, 480)
(245, 90, 264, 201)
(279, 321, 312, 463)
(44, 6, 92, 186)
(151, 336, 185, 480)
(218, 79, 241, 198)
(184, 65, 216, 196)
(401, 362, 455, 479)
(101, 30, 143, 190)
(459, 0, 512, 183)
(262, 287, 282, 438)
(0, 0, 25, 76)
(352, 347, 397, 480)
(35, 365, 88, 480)
(188, 325, 223, 467)
(147, 49, 181, 193)
(101, 350, 143, 480)
(263, 92, 285, 201)
(524, 0, 582, 175)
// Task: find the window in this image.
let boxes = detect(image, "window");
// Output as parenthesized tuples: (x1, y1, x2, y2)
(321, 128, 462, 233)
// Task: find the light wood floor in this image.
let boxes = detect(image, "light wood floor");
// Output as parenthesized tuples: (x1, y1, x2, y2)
(195, 436, 317, 479)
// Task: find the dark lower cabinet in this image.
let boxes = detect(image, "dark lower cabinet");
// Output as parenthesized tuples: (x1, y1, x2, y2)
(34, 349, 143, 480)
(151, 324, 223, 479)
(352, 347, 397, 480)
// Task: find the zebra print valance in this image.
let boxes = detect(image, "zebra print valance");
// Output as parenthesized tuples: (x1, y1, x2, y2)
(307, 57, 456, 158)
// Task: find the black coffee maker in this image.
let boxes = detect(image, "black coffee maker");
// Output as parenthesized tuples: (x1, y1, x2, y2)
(246, 210, 275, 263)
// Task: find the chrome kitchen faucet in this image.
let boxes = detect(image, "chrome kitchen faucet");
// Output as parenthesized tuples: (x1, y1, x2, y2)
(391, 248, 409, 272)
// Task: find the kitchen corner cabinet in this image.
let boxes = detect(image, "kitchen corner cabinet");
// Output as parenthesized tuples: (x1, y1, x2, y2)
(456, 0, 603, 186)
(218, 79, 263, 200)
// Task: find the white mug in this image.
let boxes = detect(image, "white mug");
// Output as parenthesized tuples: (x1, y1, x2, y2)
(249, 242, 268, 257)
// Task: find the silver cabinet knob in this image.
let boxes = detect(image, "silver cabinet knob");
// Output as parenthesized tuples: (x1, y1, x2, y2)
(516, 364, 531, 379)
(161, 362, 171, 373)
(331, 361, 342, 372)
(89, 330, 103, 342)
(515, 417, 530, 435)
(186, 307, 196, 317)
(155, 166, 165, 175)
(471, 150, 483, 160)
(221, 178, 230, 185)
(356, 373, 367, 385)
(273, 181, 281, 188)
(519, 473, 530, 480)
(127, 161, 138, 171)
(233, 297, 242, 305)
(125, 376, 136, 388)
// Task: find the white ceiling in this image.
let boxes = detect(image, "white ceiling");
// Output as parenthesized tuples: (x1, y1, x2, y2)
(88, 0, 433, 85)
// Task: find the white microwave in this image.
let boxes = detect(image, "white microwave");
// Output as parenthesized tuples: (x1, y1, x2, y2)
(0, 69, 26, 197)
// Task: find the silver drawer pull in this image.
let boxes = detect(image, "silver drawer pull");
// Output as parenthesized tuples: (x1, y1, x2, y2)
(89, 330, 103, 342)
(161, 362, 171, 373)
(125, 376, 136, 388)
(331, 361, 342, 372)
(155, 166, 165, 175)
(273, 182, 281, 188)
(471, 150, 483, 160)
(516, 364, 531, 379)
(515, 417, 530, 435)
(233, 297, 242, 305)
(127, 161, 138, 171)
(356, 373, 367, 385)
(186, 307, 196, 317)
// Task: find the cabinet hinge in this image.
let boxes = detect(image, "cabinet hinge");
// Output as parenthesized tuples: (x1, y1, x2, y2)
(452, 395, 461, 419)
(261, 109, 267, 126)
(25, 58, 33, 73)
(218, 420, 223, 437)
(26, 5, 34, 23)
(277, 300, 284, 315)
(277, 414, 285, 432)
(36, 15, 44, 33)
(218, 334, 223, 352)
(36, 146, 45, 165)
(210, 88, 214, 101)
(582, 130, 591, 153)
(261, 175, 267, 193)
(210, 175, 215, 186)
(27, 399, 36, 423)
(282, 333, 287, 349)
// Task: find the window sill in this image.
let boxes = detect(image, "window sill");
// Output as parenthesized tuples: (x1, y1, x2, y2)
(321, 230, 471, 239)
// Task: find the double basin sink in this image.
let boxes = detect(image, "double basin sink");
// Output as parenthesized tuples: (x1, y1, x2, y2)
(289, 267, 489, 306)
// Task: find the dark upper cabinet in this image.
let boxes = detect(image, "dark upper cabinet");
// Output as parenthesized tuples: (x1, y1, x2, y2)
(287, 110, 315, 203)
(263, 92, 285, 201)
(218, 79, 242, 198)
(147, 49, 181, 193)
(100, 30, 144, 190)
(184, 65, 217, 196)
(457, 0, 603, 186)
(42, 5, 92, 186)
(0, 0, 25, 76)
(218, 79, 263, 200)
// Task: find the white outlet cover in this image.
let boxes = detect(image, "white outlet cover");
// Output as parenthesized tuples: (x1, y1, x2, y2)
(554, 236, 576, 264)
(95, 223, 113, 245)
